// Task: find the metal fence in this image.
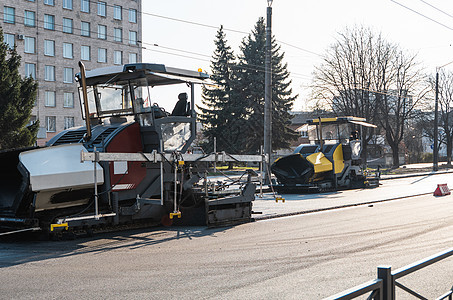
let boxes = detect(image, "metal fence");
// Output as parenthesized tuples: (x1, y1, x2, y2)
(325, 247, 453, 300)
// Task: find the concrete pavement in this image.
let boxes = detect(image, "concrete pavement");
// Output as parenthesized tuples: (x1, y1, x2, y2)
(252, 167, 453, 220)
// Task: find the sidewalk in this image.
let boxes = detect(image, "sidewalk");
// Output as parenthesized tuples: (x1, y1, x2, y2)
(207, 163, 453, 221)
(252, 164, 453, 221)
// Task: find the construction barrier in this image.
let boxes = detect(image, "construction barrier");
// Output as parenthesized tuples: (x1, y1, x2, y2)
(434, 184, 451, 196)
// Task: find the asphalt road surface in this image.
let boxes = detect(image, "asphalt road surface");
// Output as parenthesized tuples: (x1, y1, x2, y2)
(1, 181, 453, 299)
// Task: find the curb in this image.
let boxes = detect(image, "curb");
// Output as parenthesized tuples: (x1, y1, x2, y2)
(380, 169, 453, 180)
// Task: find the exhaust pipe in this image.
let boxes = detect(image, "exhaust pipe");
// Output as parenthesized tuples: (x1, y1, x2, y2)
(78, 61, 92, 141)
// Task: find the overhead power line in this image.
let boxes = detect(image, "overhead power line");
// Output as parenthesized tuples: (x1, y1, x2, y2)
(100, 0, 320, 57)
(418, 0, 453, 21)
(141, 12, 249, 35)
(0, 12, 312, 82)
(4, 3, 322, 79)
(391, 0, 453, 31)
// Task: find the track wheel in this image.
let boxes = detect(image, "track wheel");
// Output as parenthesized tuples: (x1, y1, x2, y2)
(161, 214, 173, 227)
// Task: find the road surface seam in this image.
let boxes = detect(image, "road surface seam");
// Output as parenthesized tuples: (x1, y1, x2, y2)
(253, 192, 433, 221)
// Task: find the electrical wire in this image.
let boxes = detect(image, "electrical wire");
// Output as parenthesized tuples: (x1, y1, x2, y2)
(99, 2, 320, 57)
(418, 0, 453, 21)
(1, 12, 312, 82)
(390, 0, 453, 31)
(351, 85, 430, 101)
(32, 1, 322, 60)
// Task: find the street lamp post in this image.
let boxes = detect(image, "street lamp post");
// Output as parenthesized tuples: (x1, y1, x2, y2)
(434, 60, 453, 171)
(263, 0, 272, 183)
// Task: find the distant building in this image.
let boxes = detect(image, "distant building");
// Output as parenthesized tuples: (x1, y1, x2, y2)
(289, 111, 311, 148)
(288, 110, 336, 149)
(2, 0, 142, 145)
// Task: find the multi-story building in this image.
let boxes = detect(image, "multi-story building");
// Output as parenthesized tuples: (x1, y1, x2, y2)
(1, 0, 142, 145)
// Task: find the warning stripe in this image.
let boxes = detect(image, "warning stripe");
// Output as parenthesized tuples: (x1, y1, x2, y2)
(112, 184, 135, 191)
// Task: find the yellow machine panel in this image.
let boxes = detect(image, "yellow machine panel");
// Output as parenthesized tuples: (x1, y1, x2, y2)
(306, 152, 333, 174)
(271, 116, 379, 193)
(333, 144, 345, 174)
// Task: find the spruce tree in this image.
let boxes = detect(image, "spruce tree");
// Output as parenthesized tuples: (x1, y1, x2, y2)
(235, 18, 298, 153)
(198, 26, 245, 153)
(0, 29, 38, 150)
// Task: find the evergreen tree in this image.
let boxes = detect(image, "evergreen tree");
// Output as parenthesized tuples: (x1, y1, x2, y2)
(0, 29, 38, 150)
(198, 26, 245, 153)
(235, 18, 298, 153)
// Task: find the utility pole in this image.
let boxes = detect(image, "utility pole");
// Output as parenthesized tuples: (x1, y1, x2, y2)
(434, 71, 439, 171)
(263, 0, 273, 183)
(433, 60, 453, 171)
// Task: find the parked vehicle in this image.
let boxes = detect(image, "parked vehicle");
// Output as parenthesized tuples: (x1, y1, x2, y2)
(271, 116, 379, 193)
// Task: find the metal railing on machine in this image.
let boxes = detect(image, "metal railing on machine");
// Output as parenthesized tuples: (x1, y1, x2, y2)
(325, 247, 453, 300)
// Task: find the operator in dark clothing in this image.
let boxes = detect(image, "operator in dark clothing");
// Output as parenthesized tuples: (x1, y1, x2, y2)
(171, 92, 189, 116)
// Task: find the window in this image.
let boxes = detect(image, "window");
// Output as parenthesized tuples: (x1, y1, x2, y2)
(62, 18, 73, 34)
(45, 65, 55, 81)
(46, 116, 56, 132)
(97, 1, 106, 16)
(63, 0, 73, 9)
(81, 0, 90, 13)
(114, 28, 122, 42)
(98, 48, 107, 63)
(3, 33, 14, 49)
(114, 50, 122, 65)
(64, 92, 74, 108)
(24, 37, 36, 54)
(81, 45, 90, 61)
(44, 14, 55, 30)
(4, 7, 15, 24)
(28, 115, 37, 127)
(25, 63, 36, 79)
(44, 0, 55, 6)
(64, 68, 73, 83)
(63, 43, 73, 59)
(24, 11, 36, 27)
(129, 53, 137, 63)
(129, 9, 137, 23)
(44, 40, 55, 56)
(129, 31, 137, 45)
(81, 21, 90, 36)
(113, 5, 122, 20)
(64, 117, 75, 129)
(98, 25, 106, 39)
(45, 91, 56, 107)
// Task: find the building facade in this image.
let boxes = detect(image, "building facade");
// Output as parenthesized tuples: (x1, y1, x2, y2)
(2, 0, 142, 145)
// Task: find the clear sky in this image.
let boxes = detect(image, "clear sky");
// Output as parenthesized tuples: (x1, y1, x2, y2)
(141, 0, 453, 112)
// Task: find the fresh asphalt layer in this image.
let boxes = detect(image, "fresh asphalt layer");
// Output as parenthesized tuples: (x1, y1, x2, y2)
(252, 167, 453, 221)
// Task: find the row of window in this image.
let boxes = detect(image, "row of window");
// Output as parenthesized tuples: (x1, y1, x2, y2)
(4, 33, 138, 64)
(42, 91, 75, 108)
(24, 54, 136, 78)
(3, 8, 138, 45)
(24, 65, 76, 83)
(41, 115, 75, 132)
(7, 2, 137, 22)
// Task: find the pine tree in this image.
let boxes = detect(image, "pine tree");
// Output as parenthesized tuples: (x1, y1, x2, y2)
(0, 29, 38, 150)
(198, 26, 245, 153)
(235, 18, 298, 154)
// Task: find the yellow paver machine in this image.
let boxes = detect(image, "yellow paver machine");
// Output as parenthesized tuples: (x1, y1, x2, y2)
(271, 116, 380, 193)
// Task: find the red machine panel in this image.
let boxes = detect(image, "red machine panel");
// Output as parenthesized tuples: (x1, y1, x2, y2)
(106, 122, 146, 191)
